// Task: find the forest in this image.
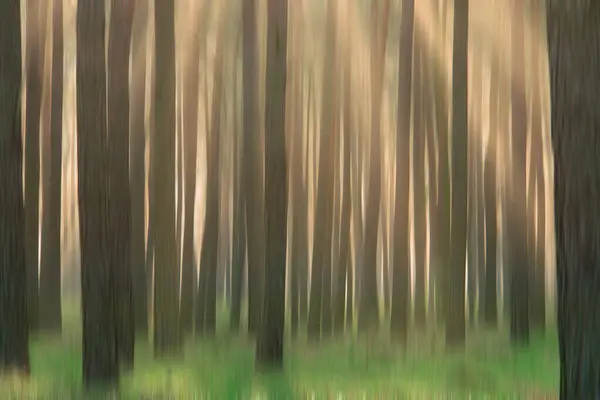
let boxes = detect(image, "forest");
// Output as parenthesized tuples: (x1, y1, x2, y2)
(0, 0, 596, 398)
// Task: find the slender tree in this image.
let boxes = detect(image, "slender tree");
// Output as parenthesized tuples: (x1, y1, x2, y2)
(509, 0, 529, 345)
(153, 0, 181, 356)
(77, 0, 119, 385)
(307, 0, 339, 340)
(446, 0, 469, 347)
(358, 0, 391, 334)
(390, 0, 413, 341)
(39, 0, 64, 333)
(243, 0, 265, 335)
(130, 0, 149, 336)
(0, 0, 30, 375)
(256, 0, 288, 368)
(25, 0, 48, 332)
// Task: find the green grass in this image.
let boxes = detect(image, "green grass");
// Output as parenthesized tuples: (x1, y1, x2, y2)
(0, 302, 559, 398)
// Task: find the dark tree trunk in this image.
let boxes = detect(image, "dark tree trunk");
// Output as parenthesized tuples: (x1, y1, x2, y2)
(77, 0, 119, 385)
(146, 15, 156, 325)
(243, 0, 265, 335)
(0, 0, 30, 374)
(130, 0, 149, 337)
(256, 0, 288, 369)
(412, 34, 427, 329)
(39, 0, 64, 333)
(527, 2, 546, 331)
(508, 1, 529, 345)
(196, 26, 224, 336)
(390, 0, 413, 342)
(483, 50, 499, 327)
(546, 1, 600, 397)
(107, 0, 135, 369)
(180, 4, 203, 333)
(358, 0, 390, 335)
(446, 0, 469, 347)
(25, 0, 48, 332)
(153, 0, 181, 357)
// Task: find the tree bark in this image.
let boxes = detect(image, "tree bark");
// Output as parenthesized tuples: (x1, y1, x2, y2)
(0, 0, 30, 374)
(256, 0, 288, 369)
(179, 7, 202, 332)
(39, 0, 64, 333)
(483, 48, 499, 327)
(77, 0, 119, 385)
(509, 1, 529, 345)
(130, 0, 149, 336)
(153, 0, 181, 357)
(196, 21, 224, 336)
(243, 0, 265, 335)
(446, 0, 469, 347)
(546, 1, 600, 397)
(390, 0, 413, 342)
(25, 0, 48, 332)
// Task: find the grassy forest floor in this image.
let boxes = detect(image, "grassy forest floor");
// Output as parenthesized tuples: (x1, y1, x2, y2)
(0, 300, 558, 399)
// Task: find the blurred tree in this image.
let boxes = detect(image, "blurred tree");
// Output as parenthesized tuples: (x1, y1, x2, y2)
(446, 0, 469, 347)
(108, 0, 135, 368)
(256, 0, 288, 369)
(358, 0, 390, 335)
(483, 45, 500, 327)
(39, 0, 64, 333)
(0, 0, 30, 375)
(196, 11, 224, 336)
(509, 0, 529, 345)
(243, 0, 265, 335)
(391, 0, 413, 342)
(76, 0, 119, 385)
(25, 0, 48, 332)
(527, 0, 546, 331)
(307, 0, 339, 340)
(130, 0, 150, 336)
(153, 0, 181, 356)
(547, 1, 600, 397)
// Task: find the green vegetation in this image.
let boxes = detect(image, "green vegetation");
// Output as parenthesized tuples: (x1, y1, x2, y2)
(0, 302, 558, 399)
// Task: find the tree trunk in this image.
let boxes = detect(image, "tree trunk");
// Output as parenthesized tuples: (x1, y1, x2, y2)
(130, 0, 149, 337)
(527, 1, 546, 331)
(243, 0, 265, 335)
(483, 48, 499, 327)
(547, 1, 600, 397)
(358, 0, 391, 335)
(39, 0, 64, 333)
(0, 0, 30, 374)
(446, 0, 468, 347)
(77, 0, 119, 385)
(256, 0, 288, 369)
(107, 0, 135, 368)
(307, 0, 339, 340)
(390, 0, 413, 342)
(25, 0, 48, 332)
(153, 0, 181, 357)
(180, 14, 201, 331)
(196, 22, 224, 336)
(508, 1, 529, 345)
